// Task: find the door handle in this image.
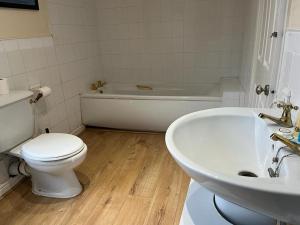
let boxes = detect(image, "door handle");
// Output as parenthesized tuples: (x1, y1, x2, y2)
(270, 31, 278, 38)
(256, 85, 270, 96)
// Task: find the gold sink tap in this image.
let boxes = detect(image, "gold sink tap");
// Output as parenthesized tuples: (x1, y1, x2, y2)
(270, 133, 300, 156)
(258, 101, 299, 128)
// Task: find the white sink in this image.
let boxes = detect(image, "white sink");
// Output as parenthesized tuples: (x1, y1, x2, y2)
(166, 108, 300, 224)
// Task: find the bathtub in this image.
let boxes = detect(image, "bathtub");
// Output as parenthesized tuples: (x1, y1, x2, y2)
(81, 85, 222, 132)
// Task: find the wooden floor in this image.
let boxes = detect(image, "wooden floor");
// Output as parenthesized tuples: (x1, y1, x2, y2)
(0, 128, 190, 225)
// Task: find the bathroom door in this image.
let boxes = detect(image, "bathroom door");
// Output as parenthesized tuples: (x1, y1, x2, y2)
(251, 0, 288, 108)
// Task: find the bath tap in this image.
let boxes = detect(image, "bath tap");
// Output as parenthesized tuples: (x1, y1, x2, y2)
(270, 133, 300, 156)
(258, 101, 298, 128)
(96, 80, 106, 88)
(91, 80, 107, 91)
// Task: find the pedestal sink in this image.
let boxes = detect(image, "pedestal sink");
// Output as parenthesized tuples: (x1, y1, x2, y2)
(165, 108, 300, 225)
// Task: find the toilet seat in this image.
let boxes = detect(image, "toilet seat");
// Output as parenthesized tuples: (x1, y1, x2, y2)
(22, 133, 85, 162)
(24, 144, 87, 167)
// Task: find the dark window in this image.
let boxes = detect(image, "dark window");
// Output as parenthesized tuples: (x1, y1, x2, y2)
(0, 0, 39, 10)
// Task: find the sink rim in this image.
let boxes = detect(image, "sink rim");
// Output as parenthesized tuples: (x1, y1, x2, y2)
(165, 107, 300, 196)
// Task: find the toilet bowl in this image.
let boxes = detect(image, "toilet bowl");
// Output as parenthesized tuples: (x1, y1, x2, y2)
(0, 91, 88, 198)
(9, 133, 87, 198)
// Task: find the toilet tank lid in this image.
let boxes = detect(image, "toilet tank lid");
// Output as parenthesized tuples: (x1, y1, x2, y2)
(0, 91, 33, 108)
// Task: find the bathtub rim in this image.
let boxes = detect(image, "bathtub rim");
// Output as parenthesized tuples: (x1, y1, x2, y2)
(80, 93, 222, 102)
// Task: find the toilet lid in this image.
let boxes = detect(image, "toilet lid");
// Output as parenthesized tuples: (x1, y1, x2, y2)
(21, 133, 85, 161)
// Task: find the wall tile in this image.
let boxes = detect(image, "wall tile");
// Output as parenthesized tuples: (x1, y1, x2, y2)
(0, 0, 100, 135)
(96, 0, 245, 86)
(0, 43, 11, 78)
(278, 31, 300, 121)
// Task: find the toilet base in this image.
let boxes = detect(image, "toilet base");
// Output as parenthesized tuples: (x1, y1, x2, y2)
(30, 169, 82, 198)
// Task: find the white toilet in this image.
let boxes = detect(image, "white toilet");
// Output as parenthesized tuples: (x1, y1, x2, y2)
(0, 91, 87, 198)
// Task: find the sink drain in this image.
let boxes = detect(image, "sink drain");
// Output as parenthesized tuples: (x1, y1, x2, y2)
(238, 171, 258, 178)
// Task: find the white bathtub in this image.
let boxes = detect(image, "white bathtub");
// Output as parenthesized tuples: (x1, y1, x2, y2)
(81, 85, 222, 132)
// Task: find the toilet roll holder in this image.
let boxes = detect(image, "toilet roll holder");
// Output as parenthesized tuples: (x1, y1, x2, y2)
(29, 85, 51, 104)
(30, 92, 43, 104)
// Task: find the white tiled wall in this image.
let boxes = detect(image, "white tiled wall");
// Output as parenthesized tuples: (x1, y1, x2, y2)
(221, 78, 245, 107)
(0, 0, 100, 134)
(277, 31, 300, 121)
(96, 0, 246, 87)
(0, 0, 100, 188)
(239, 0, 258, 107)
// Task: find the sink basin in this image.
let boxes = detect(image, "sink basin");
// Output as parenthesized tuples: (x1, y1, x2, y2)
(166, 108, 300, 224)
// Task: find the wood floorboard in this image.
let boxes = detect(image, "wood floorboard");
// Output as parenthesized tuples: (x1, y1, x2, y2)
(0, 128, 190, 225)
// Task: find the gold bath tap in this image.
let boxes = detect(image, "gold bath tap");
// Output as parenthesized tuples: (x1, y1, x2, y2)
(97, 80, 107, 88)
(91, 80, 107, 90)
(259, 101, 299, 128)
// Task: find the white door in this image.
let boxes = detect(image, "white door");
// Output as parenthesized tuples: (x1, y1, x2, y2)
(250, 0, 288, 108)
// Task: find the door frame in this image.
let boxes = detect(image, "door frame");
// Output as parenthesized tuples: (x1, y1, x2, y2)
(248, 0, 291, 107)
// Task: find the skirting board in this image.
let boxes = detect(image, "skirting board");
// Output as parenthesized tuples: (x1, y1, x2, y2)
(71, 125, 86, 136)
(0, 125, 85, 199)
(0, 175, 24, 200)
